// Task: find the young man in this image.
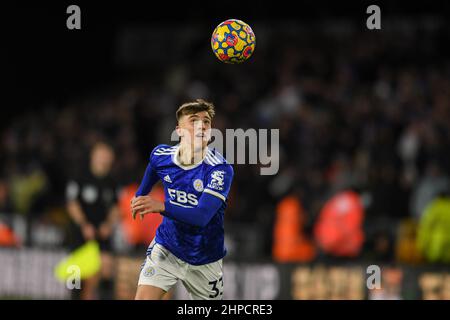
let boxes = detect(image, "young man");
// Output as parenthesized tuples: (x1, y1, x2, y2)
(132, 99, 234, 300)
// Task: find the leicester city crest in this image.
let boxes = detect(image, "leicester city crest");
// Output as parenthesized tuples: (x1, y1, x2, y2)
(143, 266, 155, 277)
(193, 179, 204, 192)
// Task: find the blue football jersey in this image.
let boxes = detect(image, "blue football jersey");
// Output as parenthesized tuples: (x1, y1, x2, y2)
(142, 144, 233, 265)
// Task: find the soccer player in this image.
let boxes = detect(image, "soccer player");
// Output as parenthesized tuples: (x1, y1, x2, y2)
(131, 99, 233, 300)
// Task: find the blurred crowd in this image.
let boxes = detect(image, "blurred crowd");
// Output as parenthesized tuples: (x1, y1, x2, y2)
(1, 18, 450, 265)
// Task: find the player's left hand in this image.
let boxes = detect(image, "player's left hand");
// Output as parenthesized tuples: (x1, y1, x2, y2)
(131, 196, 165, 220)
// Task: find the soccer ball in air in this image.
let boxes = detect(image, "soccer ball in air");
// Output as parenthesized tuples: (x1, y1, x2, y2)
(211, 19, 256, 64)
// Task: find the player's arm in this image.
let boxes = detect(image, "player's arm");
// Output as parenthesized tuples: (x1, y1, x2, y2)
(163, 193, 224, 227)
(131, 192, 223, 227)
(164, 165, 233, 226)
(135, 162, 159, 196)
(131, 151, 160, 218)
(132, 165, 233, 227)
(136, 145, 168, 197)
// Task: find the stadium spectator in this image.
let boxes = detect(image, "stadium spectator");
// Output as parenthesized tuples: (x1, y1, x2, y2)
(416, 188, 450, 264)
(314, 190, 365, 259)
(272, 191, 316, 262)
(410, 162, 450, 221)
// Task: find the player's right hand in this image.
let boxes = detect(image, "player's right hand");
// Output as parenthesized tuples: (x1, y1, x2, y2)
(131, 196, 139, 220)
(131, 196, 145, 220)
(131, 195, 164, 220)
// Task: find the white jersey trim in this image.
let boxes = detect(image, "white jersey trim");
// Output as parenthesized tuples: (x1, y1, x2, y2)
(154, 146, 177, 156)
(205, 150, 226, 166)
(169, 200, 194, 208)
(203, 188, 226, 202)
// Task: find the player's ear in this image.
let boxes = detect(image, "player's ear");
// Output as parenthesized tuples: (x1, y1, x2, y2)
(175, 125, 183, 137)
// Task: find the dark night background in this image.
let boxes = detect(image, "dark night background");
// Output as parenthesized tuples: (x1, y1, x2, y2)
(5, 1, 449, 121)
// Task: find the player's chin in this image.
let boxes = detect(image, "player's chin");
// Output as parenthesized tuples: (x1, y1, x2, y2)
(193, 136, 208, 147)
(201, 139, 210, 149)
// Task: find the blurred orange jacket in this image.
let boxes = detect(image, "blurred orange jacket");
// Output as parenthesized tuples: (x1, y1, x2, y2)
(0, 222, 20, 247)
(119, 183, 163, 246)
(273, 195, 316, 262)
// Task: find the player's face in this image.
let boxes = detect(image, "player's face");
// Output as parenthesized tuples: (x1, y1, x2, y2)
(177, 111, 212, 149)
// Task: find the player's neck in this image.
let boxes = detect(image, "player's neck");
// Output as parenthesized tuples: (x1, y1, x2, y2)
(178, 143, 206, 166)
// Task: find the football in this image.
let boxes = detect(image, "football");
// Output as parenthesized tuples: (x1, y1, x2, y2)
(211, 19, 256, 64)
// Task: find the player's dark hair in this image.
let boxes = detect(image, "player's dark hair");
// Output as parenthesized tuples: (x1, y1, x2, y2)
(176, 99, 215, 123)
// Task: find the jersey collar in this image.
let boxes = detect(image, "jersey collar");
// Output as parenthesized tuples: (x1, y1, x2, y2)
(172, 144, 209, 170)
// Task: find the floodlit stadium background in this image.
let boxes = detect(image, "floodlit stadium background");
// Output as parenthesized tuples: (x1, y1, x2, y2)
(2, 1, 450, 299)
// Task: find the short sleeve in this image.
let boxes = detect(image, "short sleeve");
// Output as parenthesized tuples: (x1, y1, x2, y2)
(203, 164, 234, 202)
(66, 180, 80, 201)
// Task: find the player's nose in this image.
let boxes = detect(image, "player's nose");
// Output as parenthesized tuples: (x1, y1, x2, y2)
(196, 120, 206, 131)
(194, 119, 203, 128)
